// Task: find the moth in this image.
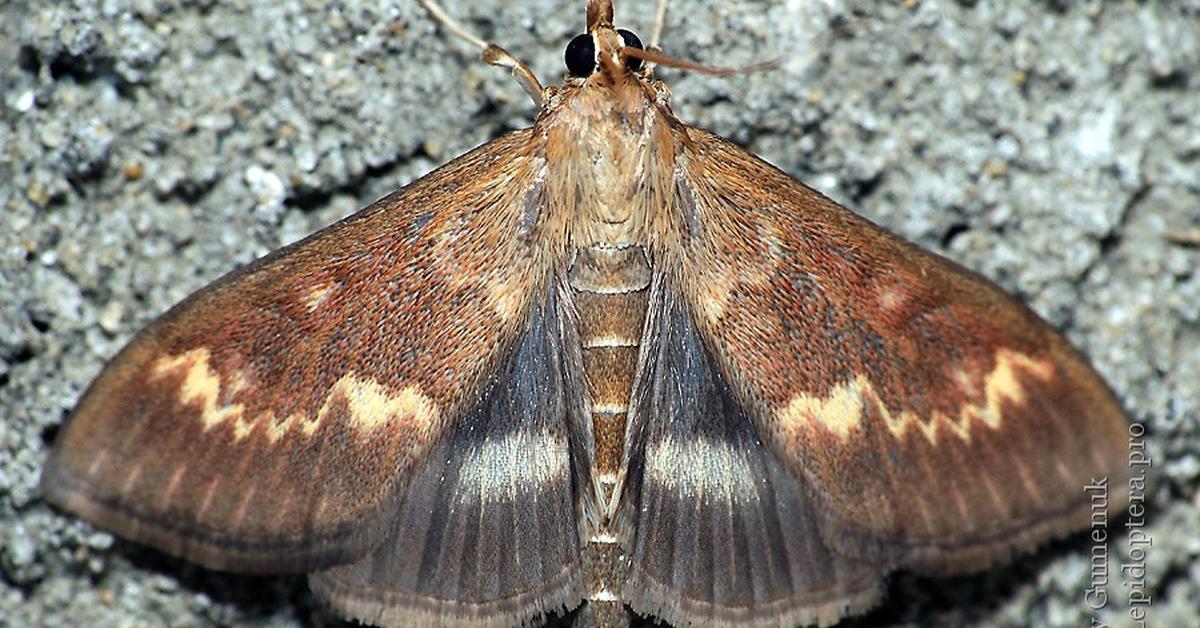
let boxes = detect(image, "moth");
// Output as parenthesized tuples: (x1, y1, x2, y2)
(42, 1, 1132, 626)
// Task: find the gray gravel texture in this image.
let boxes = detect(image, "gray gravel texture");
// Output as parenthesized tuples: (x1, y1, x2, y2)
(2, 0, 1198, 626)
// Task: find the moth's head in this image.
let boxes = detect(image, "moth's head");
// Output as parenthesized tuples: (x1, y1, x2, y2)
(560, 0, 654, 89)
(543, 0, 665, 131)
(563, 25, 646, 85)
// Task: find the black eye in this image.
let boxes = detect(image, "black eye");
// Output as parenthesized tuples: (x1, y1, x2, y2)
(618, 28, 644, 72)
(565, 33, 596, 77)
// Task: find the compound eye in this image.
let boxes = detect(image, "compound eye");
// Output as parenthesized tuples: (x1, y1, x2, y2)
(617, 28, 644, 72)
(565, 33, 597, 77)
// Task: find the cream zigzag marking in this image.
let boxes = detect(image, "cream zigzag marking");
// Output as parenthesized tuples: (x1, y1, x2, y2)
(152, 349, 242, 432)
(151, 348, 438, 444)
(777, 349, 1054, 443)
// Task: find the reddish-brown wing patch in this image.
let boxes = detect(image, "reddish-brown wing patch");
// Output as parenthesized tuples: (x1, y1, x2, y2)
(671, 127, 1130, 572)
(42, 130, 550, 573)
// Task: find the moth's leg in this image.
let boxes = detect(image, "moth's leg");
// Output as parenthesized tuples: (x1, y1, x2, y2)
(648, 0, 668, 52)
(636, 0, 669, 77)
(417, 0, 546, 105)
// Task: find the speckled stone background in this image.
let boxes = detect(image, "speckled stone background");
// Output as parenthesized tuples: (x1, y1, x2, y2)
(2, 0, 1198, 626)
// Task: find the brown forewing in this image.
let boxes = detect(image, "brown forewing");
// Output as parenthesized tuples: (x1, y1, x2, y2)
(41, 129, 551, 573)
(670, 127, 1131, 573)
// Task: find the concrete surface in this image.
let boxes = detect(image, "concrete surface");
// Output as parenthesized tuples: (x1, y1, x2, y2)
(1, 0, 1197, 626)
